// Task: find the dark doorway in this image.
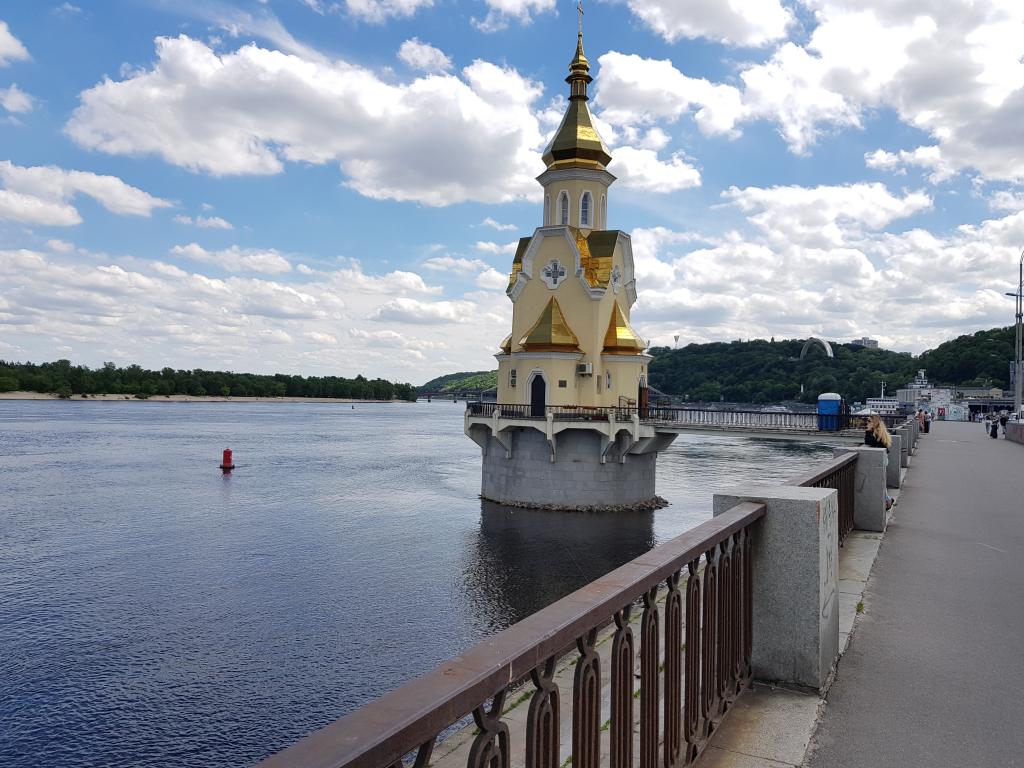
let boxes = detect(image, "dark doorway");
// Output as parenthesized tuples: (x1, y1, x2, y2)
(530, 375, 546, 418)
(638, 378, 649, 418)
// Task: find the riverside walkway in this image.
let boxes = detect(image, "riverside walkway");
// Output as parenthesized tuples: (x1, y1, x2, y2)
(807, 421, 1024, 767)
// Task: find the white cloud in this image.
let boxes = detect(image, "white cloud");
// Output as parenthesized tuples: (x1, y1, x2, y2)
(174, 214, 234, 229)
(480, 216, 516, 232)
(988, 190, 1024, 212)
(472, 0, 555, 33)
(595, 52, 744, 138)
(398, 38, 451, 73)
(66, 36, 546, 206)
(51, 3, 83, 18)
(723, 182, 933, 248)
(624, 0, 792, 47)
(608, 147, 701, 193)
(865, 146, 956, 184)
(345, 0, 434, 23)
(0, 21, 30, 67)
(0, 161, 170, 226)
(369, 297, 479, 324)
(422, 256, 489, 273)
(473, 240, 517, 255)
(1, 84, 33, 114)
(170, 243, 293, 274)
(475, 268, 508, 290)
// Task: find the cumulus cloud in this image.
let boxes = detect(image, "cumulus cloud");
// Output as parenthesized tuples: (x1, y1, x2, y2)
(723, 182, 932, 248)
(609, 147, 701, 193)
(170, 243, 293, 274)
(174, 214, 234, 229)
(865, 146, 956, 184)
(0, 21, 30, 67)
(624, 0, 792, 47)
(0, 160, 171, 226)
(345, 0, 433, 23)
(473, 240, 517, 255)
(1, 84, 33, 113)
(0, 243, 516, 380)
(480, 216, 516, 231)
(472, 0, 555, 33)
(398, 38, 451, 73)
(66, 35, 546, 206)
(422, 255, 489, 273)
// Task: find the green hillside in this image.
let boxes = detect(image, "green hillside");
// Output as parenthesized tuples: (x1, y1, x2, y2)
(423, 327, 1016, 403)
(418, 370, 498, 393)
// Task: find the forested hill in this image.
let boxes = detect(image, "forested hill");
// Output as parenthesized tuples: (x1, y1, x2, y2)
(648, 326, 1016, 404)
(417, 370, 498, 393)
(0, 360, 417, 401)
(414, 327, 1016, 405)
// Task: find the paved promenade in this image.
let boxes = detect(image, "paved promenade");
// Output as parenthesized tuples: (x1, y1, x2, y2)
(807, 421, 1024, 767)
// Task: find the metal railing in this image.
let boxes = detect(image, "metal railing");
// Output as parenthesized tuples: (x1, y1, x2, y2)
(256, 501, 767, 768)
(642, 407, 821, 431)
(786, 452, 857, 546)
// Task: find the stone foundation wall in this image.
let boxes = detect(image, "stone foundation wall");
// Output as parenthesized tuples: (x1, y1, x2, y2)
(480, 427, 659, 510)
(1008, 422, 1024, 444)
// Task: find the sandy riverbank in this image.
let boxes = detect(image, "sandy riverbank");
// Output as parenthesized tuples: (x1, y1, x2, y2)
(0, 391, 411, 404)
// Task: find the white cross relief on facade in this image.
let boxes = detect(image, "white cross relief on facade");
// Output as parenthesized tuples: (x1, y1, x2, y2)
(541, 259, 567, 289)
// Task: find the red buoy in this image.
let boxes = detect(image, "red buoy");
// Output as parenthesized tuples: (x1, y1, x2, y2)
(220, 448, 235, 472)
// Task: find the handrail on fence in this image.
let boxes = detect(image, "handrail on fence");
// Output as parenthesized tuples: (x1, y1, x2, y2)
(785, 451, 858, 546)
(257, 501, 768, 768)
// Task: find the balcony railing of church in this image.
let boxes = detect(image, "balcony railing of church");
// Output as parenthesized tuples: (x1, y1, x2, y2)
(256, 501, 767, 768)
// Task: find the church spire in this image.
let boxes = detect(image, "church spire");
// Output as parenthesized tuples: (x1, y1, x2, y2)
(540, 3, 612, 170)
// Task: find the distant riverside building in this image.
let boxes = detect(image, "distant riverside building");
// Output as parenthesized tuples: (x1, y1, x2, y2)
(464, 20, 677, 510)
(850, 337, 879, 348)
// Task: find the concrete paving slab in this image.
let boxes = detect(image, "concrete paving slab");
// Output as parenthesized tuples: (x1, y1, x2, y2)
(837, 592, 858, 638)
(700, 685, 820, 767)
(698, 746, 795, 768)
(806, 423, 1024, 768)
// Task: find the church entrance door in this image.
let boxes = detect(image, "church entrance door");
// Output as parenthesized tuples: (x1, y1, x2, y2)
(530, 375, 546, 418)
(638, 378, 649, 418)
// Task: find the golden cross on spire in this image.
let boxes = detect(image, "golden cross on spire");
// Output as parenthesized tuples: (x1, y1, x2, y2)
(577, 0, 584, 36)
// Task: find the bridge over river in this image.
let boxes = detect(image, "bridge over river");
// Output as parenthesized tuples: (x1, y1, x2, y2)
(255, 418, 1023, 768)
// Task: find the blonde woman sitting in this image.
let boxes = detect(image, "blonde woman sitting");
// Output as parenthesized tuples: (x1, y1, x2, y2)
(864, 414, 894, 510)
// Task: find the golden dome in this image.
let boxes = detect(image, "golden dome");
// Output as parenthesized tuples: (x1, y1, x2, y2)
(520, 297, 580, 351)
(541, 29, 612, 170)
(603, 302, 646, 353)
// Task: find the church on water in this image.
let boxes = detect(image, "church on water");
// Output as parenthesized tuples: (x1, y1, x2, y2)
(465, 19, 679, 511)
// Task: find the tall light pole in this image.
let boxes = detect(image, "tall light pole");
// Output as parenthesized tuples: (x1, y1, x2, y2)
(1005, 249, 1024, 416)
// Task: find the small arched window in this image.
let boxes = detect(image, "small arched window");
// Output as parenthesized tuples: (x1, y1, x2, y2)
(580, 192, 592, 227)
(559, 192, 569, 226)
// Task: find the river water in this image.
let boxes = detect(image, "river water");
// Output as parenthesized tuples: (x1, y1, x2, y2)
(0, 400, 834, 767)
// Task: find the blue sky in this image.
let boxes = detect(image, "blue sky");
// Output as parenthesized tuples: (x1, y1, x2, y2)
(2, 0, 1023, 384)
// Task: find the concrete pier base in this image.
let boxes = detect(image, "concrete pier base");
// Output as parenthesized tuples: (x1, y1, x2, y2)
(713, 485, 839, 692)
(477, 427, 662, 510)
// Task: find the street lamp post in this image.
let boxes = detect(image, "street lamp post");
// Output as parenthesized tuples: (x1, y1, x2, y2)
(1005, 250, 1024, 417)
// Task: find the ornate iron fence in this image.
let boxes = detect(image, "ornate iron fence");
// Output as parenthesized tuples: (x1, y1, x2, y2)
(642, 407, 820, 431)
(256, 501, 767, 768)
(786, 452, 857, 546)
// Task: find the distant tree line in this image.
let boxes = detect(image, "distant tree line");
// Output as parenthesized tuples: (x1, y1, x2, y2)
(0, 359, 417, 401)
(647, 327, 1016, 404)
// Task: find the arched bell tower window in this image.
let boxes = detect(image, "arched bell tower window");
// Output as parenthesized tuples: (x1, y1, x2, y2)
(580, 191, 592, 228)
(544, 194, 551, 226)
(559, 191, 570, 226)
(601, 195, 607, 228)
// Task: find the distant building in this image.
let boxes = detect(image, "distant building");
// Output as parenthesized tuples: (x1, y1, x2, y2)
(850, 337, 879, 348)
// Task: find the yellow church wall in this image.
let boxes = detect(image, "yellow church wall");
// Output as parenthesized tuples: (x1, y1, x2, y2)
(544, 179, 610, 231)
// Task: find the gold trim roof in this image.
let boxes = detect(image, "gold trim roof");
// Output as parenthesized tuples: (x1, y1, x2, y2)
(507, 229, 620, 292)
(541, 31, 612, 170)
(604, 302, 646, 353)
(519, 297, 580, 351)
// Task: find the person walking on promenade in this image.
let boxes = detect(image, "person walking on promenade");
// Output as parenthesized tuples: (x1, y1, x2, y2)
(924, 410, 932, 433)
(990, 417, 1000, 439)
(917, 409, 926, 431)
(865, 414, 895, 510)
(999, 412, 1009, 436)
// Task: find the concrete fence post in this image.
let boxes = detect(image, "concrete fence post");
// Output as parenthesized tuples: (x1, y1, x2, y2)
(895, 426, 910, 467)
(886, 433, 902, 489)
(713, 486, 839, 692)
(910, 417, 919, 447)
(834, 446, 888, 532)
